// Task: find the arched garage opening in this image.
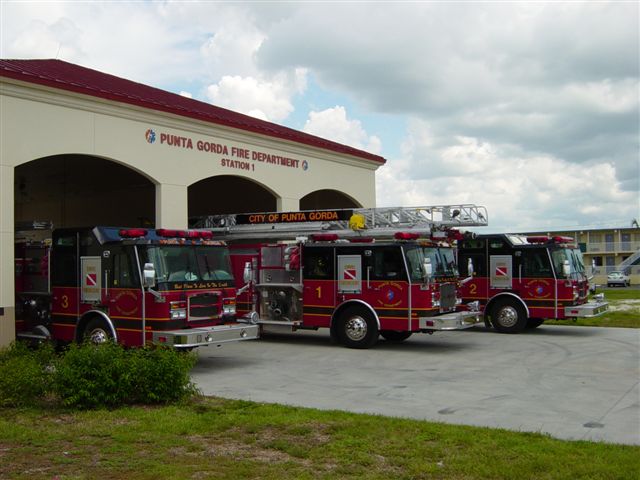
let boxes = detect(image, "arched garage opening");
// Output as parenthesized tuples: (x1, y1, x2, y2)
(14, 155, 155, 228)
(188, 175, 277, 219)
(300, 189, 361, 210)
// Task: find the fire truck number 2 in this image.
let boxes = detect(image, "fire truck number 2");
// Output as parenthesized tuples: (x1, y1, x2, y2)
(469, 284, 477, 295)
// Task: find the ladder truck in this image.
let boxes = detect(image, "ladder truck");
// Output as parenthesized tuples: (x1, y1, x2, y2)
(194, 204, 488, 349)
(457, 234, 609, 333)
(14, 223, 259, 349)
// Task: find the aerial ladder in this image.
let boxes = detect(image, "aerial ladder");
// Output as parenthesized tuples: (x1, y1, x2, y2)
(192, 204, 489, 242)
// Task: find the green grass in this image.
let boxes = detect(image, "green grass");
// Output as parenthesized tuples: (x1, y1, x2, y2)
(551, 288, 640, 328)
(1, 398, 638, 479)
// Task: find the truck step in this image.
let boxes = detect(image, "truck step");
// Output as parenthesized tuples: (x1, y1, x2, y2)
(17, 331, 50, 341)
(258, 319, 303, 326)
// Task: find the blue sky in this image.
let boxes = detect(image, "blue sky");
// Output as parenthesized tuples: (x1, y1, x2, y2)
(1, 1, 638, 232)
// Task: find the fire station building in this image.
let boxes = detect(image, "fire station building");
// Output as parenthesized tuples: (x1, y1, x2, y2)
(0, 59, 385, 346)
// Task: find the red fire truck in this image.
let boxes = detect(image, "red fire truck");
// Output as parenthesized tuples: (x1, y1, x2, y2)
(457, 234, 608, 333)
(195, 205, 488, 348)
(14, 224, 259, 348)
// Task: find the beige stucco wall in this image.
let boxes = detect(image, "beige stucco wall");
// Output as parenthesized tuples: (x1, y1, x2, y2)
(0, 164, 15, 345)
(0, 77, 380, 347)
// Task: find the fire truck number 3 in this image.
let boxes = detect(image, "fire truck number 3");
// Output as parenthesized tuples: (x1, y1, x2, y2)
(61, 295, 69, 309)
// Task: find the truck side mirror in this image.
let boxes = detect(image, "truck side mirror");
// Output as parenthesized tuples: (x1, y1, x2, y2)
(143, 263, 156, 288)
(243, 261, 253, 284)
(467, 258, 474, 277)
(562, 259, 571, 277)
(423, 258, 433, 279)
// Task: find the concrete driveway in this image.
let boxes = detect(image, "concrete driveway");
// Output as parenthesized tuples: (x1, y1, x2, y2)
(191, 324, 640, 445)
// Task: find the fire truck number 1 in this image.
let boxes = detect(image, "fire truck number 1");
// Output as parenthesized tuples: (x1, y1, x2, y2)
(316, 286, 322, 298)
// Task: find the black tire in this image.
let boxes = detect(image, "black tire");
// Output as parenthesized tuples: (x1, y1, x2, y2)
(526, 318, 545, 329)
(380, 330, 412, 342)
(336, 307, 379, 349)
(489, 298, 527, 333)
(83, 317, 115, 345)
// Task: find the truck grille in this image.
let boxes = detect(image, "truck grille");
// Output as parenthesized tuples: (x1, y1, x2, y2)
(188, 293, 220, 321)
(439, 283, 456, 310)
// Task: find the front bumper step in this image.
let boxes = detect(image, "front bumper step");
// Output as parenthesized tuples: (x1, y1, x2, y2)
(564, 300, 609, 318)
(152, 322, 259, 349)
(419, 311, 481, 331)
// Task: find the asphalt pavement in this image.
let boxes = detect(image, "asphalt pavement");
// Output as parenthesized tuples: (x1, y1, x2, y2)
(191, 324, 640, 445)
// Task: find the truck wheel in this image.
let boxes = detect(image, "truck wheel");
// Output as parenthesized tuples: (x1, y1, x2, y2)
(380, 330, 412, 342)
(337, 307, 378, 349)
(490, 299, 527, 333)
(83, 318, 115, 345)
(526, 318, 544, 329)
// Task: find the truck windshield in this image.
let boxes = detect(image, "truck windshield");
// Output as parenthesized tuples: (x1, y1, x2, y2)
(550, 247, 585, 277)
(404, 245, 459, 282)
(147, 245, 233, 283)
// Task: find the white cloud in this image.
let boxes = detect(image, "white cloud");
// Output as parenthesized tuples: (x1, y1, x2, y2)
(377, 121, 637, 231)
(8, 17, 84, 60)
(256, 2, 639, 189)
(562, 79, 639, 114)
(205, 70, 306, 122)
(303, 106, 382, 154)
(199, 22, 265, 79)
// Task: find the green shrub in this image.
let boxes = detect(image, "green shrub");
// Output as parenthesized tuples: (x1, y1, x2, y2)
(0, 342, 56, 407)
(53, 342, 130, 409)
(128, 347, 199, 404)
(53, 343, 199, 409)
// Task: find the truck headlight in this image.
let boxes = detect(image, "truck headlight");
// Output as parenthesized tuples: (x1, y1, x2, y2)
(170, 301, 187, 320)
(170, 308, 187, 320)
(222, 298, 236, 316)
(431, 292, 440, 307)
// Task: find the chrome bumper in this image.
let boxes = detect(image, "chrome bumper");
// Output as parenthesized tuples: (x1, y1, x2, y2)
(419, 310, 482, 330)
(564, 300, 609, 318)
(152, 322, 260, 349)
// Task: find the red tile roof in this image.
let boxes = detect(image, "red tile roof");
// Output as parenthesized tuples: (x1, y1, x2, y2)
(0, 59, 385, 164)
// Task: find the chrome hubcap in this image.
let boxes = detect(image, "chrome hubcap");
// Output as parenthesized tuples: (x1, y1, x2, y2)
(88, 328, 109, 344)
(345, 316, 367, 341)
(497, 306, 519, 328)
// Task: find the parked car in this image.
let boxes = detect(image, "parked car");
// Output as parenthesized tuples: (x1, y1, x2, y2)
(607, 271, 630, 287)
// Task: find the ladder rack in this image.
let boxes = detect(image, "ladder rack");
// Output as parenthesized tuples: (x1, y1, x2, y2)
(193, 205, 488, 242)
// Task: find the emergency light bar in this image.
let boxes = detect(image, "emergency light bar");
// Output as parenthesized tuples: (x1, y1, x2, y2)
(553, 236, 574, 244)
(156, 229, 214, 239)
(348, 237, 374, 243)
(395, 232, 420, 240)
(526, 236, 550, 244)
(526, 235, 575, 245)
(311, 233, 339, 242)
(119, 228, 148, 238)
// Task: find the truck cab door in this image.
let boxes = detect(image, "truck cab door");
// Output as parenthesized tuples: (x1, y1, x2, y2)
(102, 247, 142, 319)
(363, 246, 409, 328)
(301, 246, 335, 328)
